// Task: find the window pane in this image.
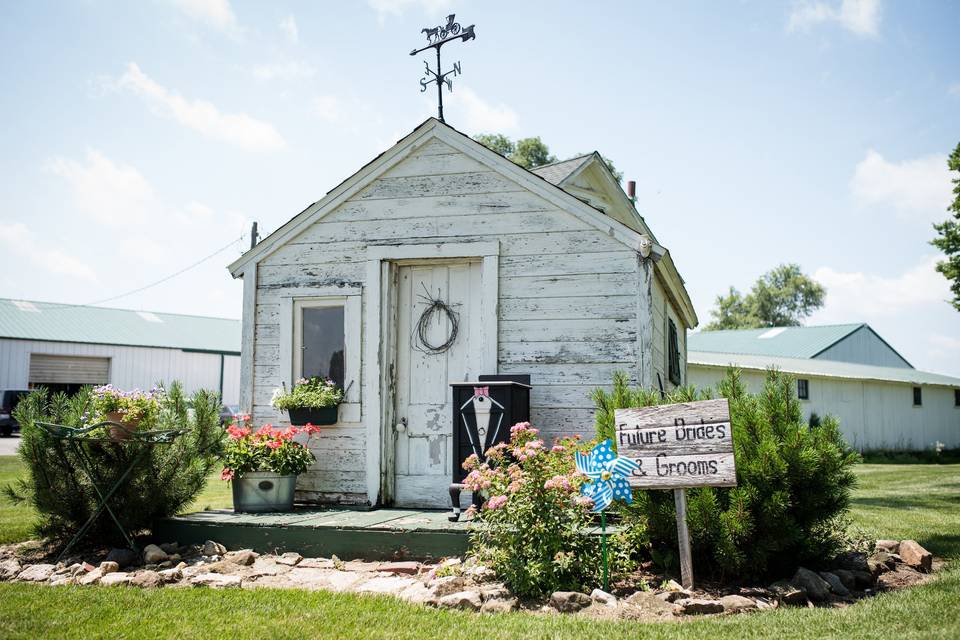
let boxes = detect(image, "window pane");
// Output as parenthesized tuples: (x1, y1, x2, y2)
(301, 306, 345, 388)
(797, 379, 809, 400)
(913, 387, 922, 406)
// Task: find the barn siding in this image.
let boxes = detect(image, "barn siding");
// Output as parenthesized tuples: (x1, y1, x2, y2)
(0, 338, 239, 404)
(252, 138, 646, 503)
(687, 365, 960, 450)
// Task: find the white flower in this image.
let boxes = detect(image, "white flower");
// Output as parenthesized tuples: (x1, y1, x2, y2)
(270, 387, 285, 408)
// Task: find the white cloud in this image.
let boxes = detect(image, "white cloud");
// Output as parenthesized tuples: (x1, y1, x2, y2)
(368, 0, 452, 22)
(443, 87, 519, 133)
(172, 0, 238, 32)
(280, 14, 298, 44)
(810, 256, 950, 320)
(252, 60, 316, 81)
(119, 63, 286, 152)
(0, 222, 97, 281)
(47, 150, 157, 225)
(949, 83, 960, 96)
(788, 0, 881, 37)
(314, 96, 341, 122)
(851, 149, 952, 221)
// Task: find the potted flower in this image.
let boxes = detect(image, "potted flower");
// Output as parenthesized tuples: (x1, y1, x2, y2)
(271, 377, 344, 426)
(91, 384, 164, 440)
(220, 416, 321, 513)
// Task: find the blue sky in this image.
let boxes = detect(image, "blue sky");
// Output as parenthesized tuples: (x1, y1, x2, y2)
(1, 0, 958, 374)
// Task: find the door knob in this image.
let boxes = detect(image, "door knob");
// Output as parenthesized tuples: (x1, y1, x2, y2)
(395, 417, 407, 433)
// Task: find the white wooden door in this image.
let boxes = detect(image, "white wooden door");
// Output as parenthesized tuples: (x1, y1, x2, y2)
(393, 261, 484, 507)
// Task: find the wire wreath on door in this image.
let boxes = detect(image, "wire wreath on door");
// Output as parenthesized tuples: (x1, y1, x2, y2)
(414, 283, 460, 354)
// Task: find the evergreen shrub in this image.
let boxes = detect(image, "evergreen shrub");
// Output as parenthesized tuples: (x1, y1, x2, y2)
(3, 383, 224, 546)
(593, 368, 859, 580)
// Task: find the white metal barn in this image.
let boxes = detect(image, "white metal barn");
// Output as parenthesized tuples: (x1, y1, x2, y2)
(0, 298, 241, 405)
(228, 118, 698, 508)
(686, 324, 960, 451)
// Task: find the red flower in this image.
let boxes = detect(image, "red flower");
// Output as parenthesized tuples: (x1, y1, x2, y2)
(220, 468, 235, 481)
(266, 439, 282, 450)
(304, 423, 322, 436)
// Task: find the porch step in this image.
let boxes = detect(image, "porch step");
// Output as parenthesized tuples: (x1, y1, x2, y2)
(153, 508, 470, 561)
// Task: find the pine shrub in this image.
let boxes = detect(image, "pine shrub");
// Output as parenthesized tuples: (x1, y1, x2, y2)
(593, 368, 859, 580)
(3, 382, 224, 547)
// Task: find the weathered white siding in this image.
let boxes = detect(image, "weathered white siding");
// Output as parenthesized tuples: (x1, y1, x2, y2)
(687, 364, 960, 450)
(251, 139, 644, 503)
(0, 338, 240, 405)
(815, 325, 912, 369)
(651, 273, 688, 392)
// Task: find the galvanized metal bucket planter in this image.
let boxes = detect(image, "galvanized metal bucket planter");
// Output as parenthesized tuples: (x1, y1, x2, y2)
(232, 471, 297, 513)
(287, 405, 338, 426)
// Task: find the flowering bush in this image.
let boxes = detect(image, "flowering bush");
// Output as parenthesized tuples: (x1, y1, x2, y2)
(220, 415, 320, 479)
(91, 384, 163, 427)
(464, 422, 640, 597)
(271, 377, 344, 411)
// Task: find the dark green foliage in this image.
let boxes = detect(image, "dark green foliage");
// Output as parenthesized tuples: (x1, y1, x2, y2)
(931, 142, 960, 311)
(705, 263, 826, 330)
(474, 133, 557, 169)
(593, 369, 859, 580)
(861, 448, 960, 465)
(3, 383, 224, 546)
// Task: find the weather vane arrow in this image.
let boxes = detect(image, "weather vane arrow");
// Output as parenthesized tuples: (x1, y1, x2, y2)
(409, 14, 476, 123)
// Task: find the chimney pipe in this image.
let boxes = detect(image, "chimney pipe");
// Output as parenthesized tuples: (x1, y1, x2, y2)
(627, 180, 636, 204)
(250, 221, 259, 250)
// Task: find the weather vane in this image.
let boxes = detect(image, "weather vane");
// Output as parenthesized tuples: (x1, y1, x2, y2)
(410, 14, 476, 122)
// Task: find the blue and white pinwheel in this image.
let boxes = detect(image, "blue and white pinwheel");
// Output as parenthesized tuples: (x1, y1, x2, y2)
(575, 439, 639, 512)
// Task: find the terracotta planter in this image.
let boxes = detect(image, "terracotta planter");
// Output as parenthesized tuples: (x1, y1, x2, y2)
(287, 406, 338, 426)
(105, 411, 140, 440)
(232, 472, 297, 513)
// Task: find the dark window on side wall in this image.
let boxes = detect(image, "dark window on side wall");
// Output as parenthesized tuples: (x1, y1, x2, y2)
(301, 306, 345, 388)
(797, 379, 809, 400)
(955, 389, 960, 407)
(913, 386, 922, 407)
(667, 319, 682, 386)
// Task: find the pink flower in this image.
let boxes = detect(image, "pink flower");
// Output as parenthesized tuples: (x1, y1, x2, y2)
(544, 475, 572, 492)
(266, 439, 282, 450)
(462, 454, 479, 471)
(574, 495, 594, 509)
(304, 423, 322, 436)
(551, 445, 565, 453)
(463, 504, 478, 520)
(220, 468, 235, 481)
(485, 495, 508, 511)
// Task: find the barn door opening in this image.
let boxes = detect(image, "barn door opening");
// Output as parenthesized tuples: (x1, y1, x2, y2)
(390, 260, 484, 508)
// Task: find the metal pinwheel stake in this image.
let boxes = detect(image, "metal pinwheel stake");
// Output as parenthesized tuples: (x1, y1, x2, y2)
(576, 439, 639, 592)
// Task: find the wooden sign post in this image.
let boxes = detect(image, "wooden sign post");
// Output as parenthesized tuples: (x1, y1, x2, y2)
(614, 398, 736, 590)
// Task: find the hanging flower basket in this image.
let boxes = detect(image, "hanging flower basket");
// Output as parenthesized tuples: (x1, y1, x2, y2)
(270, 378, 344, 427)
(287, 406, 338, 426)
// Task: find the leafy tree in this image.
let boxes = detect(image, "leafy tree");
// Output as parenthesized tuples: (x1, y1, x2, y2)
(474, 134, 626, 180)
(931, 142, 960, 311)
(472, 133, 514, 158)
(706, 264, 826, 330)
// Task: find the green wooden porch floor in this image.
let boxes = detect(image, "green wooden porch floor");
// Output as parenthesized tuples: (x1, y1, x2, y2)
(154, 508, 471, 561)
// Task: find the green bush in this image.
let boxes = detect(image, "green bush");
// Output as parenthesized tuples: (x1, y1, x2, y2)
(464, 423, 643, 597)
(3, 383, 224, 547)
(271, 377, 343, 411)
(593, 368, 859, 580)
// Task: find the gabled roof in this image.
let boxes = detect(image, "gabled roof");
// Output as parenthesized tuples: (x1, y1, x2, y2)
(689, 351, 960, 389)
(530, 154, 594, 185)
(0, 298, 240, 353)
(227, 117, 698, 328)
(689, 324, 864, 359)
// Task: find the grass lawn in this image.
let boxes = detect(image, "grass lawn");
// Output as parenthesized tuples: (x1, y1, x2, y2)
(0, 461, 958, 639)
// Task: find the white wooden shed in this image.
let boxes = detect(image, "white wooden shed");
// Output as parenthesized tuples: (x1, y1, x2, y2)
(228, 118, 697, 508)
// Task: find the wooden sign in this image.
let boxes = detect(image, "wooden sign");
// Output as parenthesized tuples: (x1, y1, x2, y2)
(614, 398, 737, 589)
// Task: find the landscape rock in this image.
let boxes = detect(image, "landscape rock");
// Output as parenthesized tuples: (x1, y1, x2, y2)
(738, 587, 773, 599)
(158, 567, 183, 583)
(249, 557, 292, 577)
(98, 561, 120, 575)
(191, 572, 242, 588)
(298, 558, 334, 569)
(17, 564, 55, 582)
(357, 575, 417, 594)
(793, 567, 832, 602)
(898, 540, 933, 572)
(202, 541, 226, 557)
(379, 561, 419, 575)
(225, 550, 258, 566)
(465, 564, 496, 582)
(50, 576, 76, 587)
(159, 542, 179, 555)
(100, 572, 132, 586)
(430, 575, 469, 597)
(276, 552, 303, 566)
(623, 591, 677, 618)
(397, 581, 438, 606)
(720, 594, 758, 613)
(479, 583, 511, 601)
(833, 551, 870, 573)
(131, 570, 164, 589)
(832, 569, 857, 590)
(677, 598, 724, 615)
(656, 590, 690, 603)
(78, 568, 104, 585)
(818, 571, 850, 596)
(875, 540, 900, 554)
(550, 591, 593, 613)
(590, 588, 617, 607)
(480, 597, 518, 613)
(769, 580, 807, 605)
(438, 590, 483, 611)
(343, 560, 380, 572)
(105, 548, 139, 569)
(0, 559, 22, 580)
(851, 570, 874, 589)
(142, 544, 168, 564)
(660, 579, 685, 592)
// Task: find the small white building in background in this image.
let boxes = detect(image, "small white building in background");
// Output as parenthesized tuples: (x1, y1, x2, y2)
(687, 324, 960, 451)
(0, 298, 241, 405)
